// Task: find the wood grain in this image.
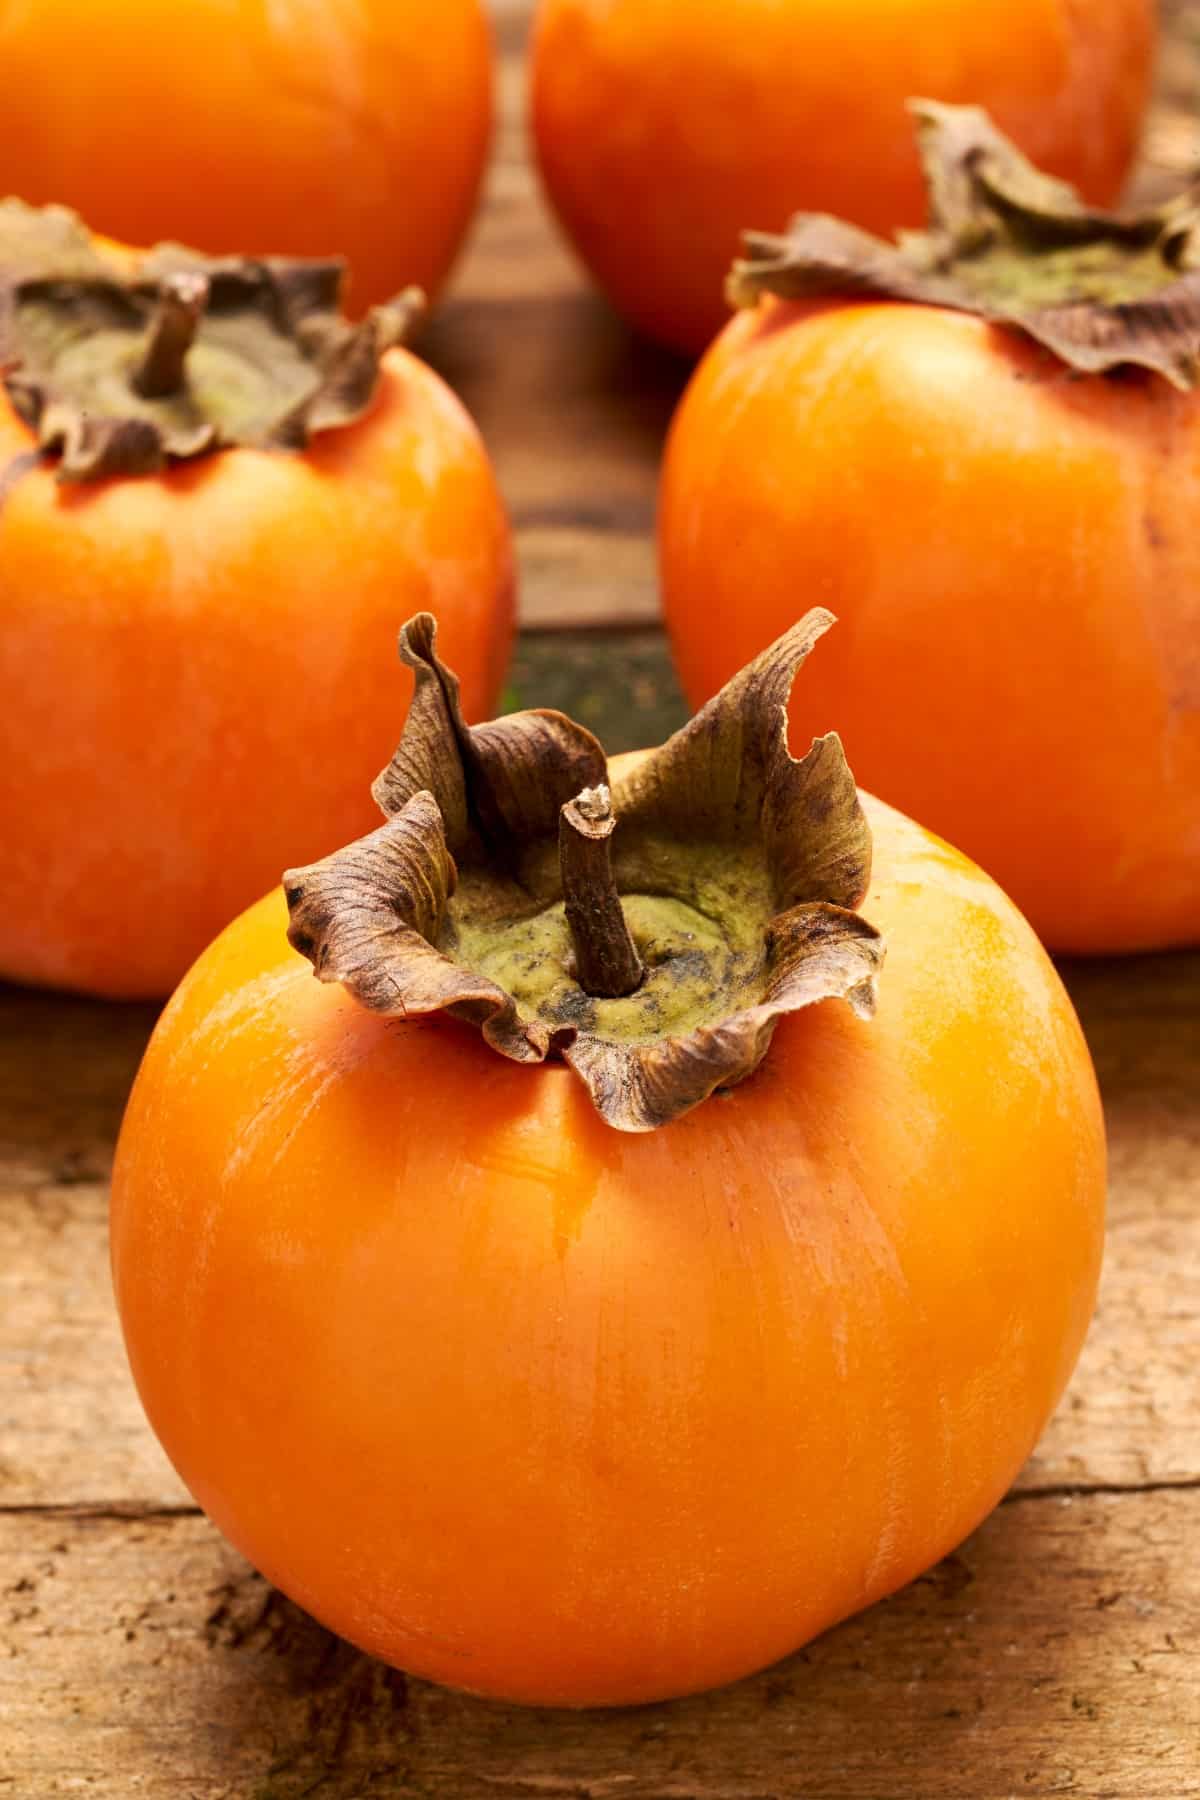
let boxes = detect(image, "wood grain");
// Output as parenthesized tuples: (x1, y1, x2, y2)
(1025, 955, 1200, 1493)
(421, 2, 689, 629)
(2, 1493, 1196, 1799)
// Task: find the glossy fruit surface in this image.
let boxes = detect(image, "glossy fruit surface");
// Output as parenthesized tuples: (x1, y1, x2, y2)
(531, 0, 1156, 353)
(0, 0, 493, 312)
(661, 300, 1200, 952)
(0, 353, 513, 997)
(111, 777, 1105, 1706)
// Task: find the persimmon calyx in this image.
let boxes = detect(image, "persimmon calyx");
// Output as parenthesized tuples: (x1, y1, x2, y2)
(284, 611, 884, 1133)
(728, 101, 1200, 389)
(0, 198, 424, 481)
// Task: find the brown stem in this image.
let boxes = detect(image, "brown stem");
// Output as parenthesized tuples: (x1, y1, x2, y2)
(131, 272, 209, 398)
(559, 786, 643, 999)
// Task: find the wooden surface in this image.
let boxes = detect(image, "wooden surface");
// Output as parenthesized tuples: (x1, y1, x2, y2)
(4, 4, 1200, 1795)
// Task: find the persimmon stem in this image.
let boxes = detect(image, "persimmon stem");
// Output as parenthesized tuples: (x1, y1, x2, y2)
(559, 785, 643, 999)
(132, 273, 209, 398)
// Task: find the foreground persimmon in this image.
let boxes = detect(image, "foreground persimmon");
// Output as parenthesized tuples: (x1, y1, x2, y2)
(112, 613, 1105, 1707)
(662, 106, 1200, 953)
(0, 0, 492, 314)
(0, 202, 513, 998)
(531, 0, 1154, 354)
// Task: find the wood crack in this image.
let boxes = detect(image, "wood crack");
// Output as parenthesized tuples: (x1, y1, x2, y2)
(1002, 1476, 1200, 1504)
(0, 1500, 202, 1520)
(3, 1479, 1198, 1524)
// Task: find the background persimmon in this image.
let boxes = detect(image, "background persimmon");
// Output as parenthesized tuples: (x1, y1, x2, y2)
(0, 0, 493, 313)
(0, 210, 513, 999)
(531, 0, 1156, 355)
(661, 111, 1200, 953)
(111, 624, 1105, 1708)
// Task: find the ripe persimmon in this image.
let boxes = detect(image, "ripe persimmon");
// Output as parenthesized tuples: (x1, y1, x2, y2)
(0, 203, 513, 998)
(112, 614, 1105, 1707)
(0, 0, 493, 314)
(531, 0, 1155, 354)
(661, 108, 1200, 952)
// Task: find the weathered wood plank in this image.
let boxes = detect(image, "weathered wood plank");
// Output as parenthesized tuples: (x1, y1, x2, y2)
(0, 992, 185, 1508)
(1025, 953, 1200, 1492)
(2, 950, 1197, 1510)
(423, 0, 687, 629)
(1, 1179, 187, 1509)
(424, 0, 683, 633)
(2, 1491, 1196, 1798)
(422, 290, 684, 631)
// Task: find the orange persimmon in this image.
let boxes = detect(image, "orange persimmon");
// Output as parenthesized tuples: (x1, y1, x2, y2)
(531, 0, 1155, 355)
(661, 109, 1200, 952)
(0, 206, 513, 999)
(112, 616, 1105, 1707)
(0, 0, 493, 314)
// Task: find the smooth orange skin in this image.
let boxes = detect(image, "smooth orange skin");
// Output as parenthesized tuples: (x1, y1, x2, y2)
(531, 0, 1156, 355)
(0, 0, 493, 313)
(661, 301, 1200, 953)
(0, 352, 513, 998)
(111, 778, 1105, 1707)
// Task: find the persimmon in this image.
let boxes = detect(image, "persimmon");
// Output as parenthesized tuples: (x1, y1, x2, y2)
(0, 202, 513, 999)
(0, 0, 493, 315)
(661, 107, 1200, 954)
(531, 0, 1155, 355)
(112, 613, 1105, 1707)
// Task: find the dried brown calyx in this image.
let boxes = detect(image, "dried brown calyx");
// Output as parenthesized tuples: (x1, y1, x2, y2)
(284, 612, 884, 1132)
(0, 198, 423, 480)
(728, 100, 1200, 389)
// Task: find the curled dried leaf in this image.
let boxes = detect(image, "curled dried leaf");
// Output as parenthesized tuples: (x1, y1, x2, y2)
(373, 613, 608, 862)
(560, 903, 883, 1131)
(284, 792, 549, 1065)
(611, 608, 872, 910)
(728, 101, 1200, 388)
(0, 196, 116, 281)
(285, 610, 885, 1131)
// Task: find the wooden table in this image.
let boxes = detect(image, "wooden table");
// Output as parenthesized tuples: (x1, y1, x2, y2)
(3, 5, 1198, 1794)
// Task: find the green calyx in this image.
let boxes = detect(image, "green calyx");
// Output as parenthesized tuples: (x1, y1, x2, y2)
(284, 612, 885, 1133)
(447, 836, 772, 1046)
(729, 101, 1200, 388)
(0, 199, 423, 480)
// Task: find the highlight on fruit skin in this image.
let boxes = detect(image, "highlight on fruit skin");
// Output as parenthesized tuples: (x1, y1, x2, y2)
(111, 609, 1106, 1707)
(661, 103, 1200, 954)
(530, 0, 1156, 354)
(0, 201, 514, 999)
